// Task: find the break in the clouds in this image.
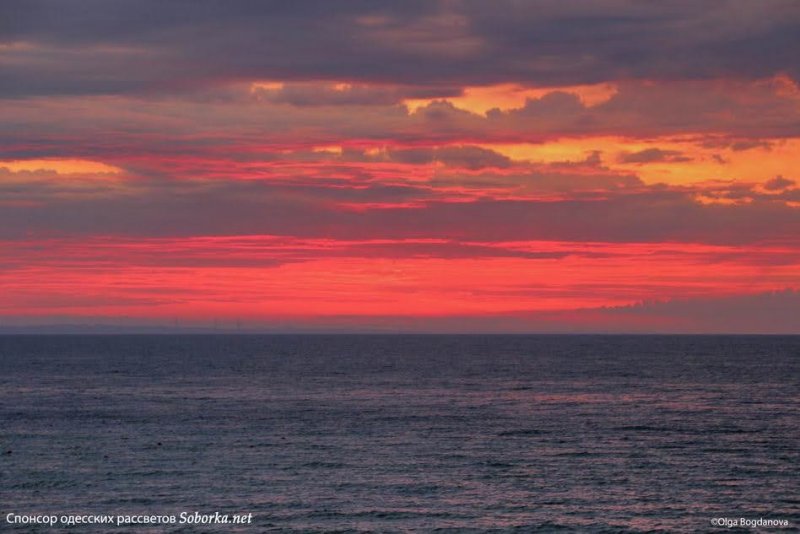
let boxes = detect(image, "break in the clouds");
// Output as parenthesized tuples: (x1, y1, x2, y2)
(1, 1, 799, 332)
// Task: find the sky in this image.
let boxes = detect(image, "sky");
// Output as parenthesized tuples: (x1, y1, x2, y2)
(1, 0, 799, 333)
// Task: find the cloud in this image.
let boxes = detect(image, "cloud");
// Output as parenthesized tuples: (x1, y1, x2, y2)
(254, 82, 461, 107)
(428, 167, 643, 196)
(386, 145, 511, 169)
(490, 79, 800, 139)
(618, 148, 692, 164)
(5, 289, 796, 333)
(596, 289, 800, 333)
(1, 78, 798, 160)
(0, 77, 800, 169)
(1, 1, 798, 97)
(763, 175, 796, 191)
(730, 140, 775, 151)
(1, 169, 798, 246)
(0, 166, 133, 201)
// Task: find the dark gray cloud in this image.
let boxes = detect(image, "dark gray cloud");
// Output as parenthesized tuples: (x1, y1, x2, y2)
(256, 83, 461, 107)
(491, 82, 800, 139)
(386, 145, 511, 169)
(600, 289, 800, 334)
(618, 148, 692, 164)
(1, 170, 798, 246)
(2, 78, 797, 159)
(763, 175, 796, 191)
(1, 0, 798, 97)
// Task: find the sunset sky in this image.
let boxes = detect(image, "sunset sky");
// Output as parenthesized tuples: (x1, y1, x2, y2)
(1, 1, 799, 332)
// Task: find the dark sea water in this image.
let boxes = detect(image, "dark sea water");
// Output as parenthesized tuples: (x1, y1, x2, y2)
(1, 335, 798, 533)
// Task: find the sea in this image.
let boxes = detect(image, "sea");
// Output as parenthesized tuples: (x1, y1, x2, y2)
(1, 335, 798, 532)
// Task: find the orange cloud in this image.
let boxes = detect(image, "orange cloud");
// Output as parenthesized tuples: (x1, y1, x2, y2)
(0, 159, 122, 174)
(404, 82, 618, 114)
(480, 137, 800, 186)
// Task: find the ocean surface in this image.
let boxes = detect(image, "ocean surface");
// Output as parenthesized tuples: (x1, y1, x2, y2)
(1, 335, 798, 532)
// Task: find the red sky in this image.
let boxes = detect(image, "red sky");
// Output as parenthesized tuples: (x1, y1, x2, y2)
(1, 1, 799, 332)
